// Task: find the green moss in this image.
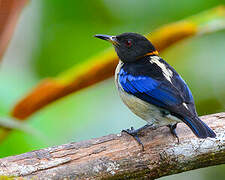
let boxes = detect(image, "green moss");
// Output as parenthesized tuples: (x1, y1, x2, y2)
(0, 176, 17, 180)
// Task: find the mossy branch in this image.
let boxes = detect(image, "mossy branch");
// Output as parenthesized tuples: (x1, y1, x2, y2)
(0, 113, 224, 179)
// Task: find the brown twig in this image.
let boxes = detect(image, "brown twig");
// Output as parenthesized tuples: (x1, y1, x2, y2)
(0, 112, 224, 179)
(0, 0, 29, 61)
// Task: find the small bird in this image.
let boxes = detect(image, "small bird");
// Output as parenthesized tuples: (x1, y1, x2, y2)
(95, 32, 216, 148)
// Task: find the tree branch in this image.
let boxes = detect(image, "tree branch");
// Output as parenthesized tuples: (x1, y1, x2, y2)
(0, 112, 224, 179)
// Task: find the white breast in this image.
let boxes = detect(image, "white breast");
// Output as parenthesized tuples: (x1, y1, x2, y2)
(114, 60, 181, 127)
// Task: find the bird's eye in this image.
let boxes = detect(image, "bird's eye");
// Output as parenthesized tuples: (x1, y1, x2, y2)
(125, 40, 132, 48)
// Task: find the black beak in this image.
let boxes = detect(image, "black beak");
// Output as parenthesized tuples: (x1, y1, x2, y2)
(94, 34, 119, 45)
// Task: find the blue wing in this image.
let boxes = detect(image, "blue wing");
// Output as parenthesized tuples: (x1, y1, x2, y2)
(119, 68, 190, 111)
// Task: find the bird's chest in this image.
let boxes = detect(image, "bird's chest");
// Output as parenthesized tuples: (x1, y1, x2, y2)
(115, 61, 159, 122)
(114, 61, 180, 126)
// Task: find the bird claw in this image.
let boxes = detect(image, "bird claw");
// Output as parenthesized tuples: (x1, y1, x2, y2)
(167, 124, 180, 144)
(122, 127, 136, 134)
(122, 124, 157, 150)
(122, 127, 144, 150)
(149, 126, 157, 130)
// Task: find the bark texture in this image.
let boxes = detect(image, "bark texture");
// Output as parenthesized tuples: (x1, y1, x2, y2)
(0, 112, 225, 179)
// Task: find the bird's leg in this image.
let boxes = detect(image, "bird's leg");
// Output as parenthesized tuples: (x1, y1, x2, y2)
(161, 110, 170, 117)
(167, 123, 180, 144)
(122, 124, 154, 150)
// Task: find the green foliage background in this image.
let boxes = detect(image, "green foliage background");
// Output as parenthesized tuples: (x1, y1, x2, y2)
(0, 0, 224, 179)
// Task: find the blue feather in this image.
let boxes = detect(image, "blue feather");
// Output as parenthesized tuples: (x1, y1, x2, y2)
(183, 117, 200, 136)
(175, 75, 194, 102)
(183, 117, 216, 138)
(119, 68, 180, 109)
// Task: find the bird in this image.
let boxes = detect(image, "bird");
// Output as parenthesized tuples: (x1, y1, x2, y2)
(94, 32, 216, 149)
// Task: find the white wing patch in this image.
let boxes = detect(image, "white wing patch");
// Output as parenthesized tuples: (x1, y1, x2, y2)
(150, 56, 173, 83)
(183, 102, 189, 110)
(115, 60, 124, 90)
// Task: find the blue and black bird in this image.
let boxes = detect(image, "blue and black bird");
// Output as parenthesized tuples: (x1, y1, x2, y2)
(95, 32, 216, 148)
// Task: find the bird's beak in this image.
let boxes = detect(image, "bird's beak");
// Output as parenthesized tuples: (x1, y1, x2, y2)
(94, 34, 119, 45)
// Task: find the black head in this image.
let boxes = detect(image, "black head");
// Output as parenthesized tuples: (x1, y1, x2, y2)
(94, 32, 157, 62)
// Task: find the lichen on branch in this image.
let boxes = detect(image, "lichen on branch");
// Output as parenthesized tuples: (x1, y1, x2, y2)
(0, 113, 224, 179)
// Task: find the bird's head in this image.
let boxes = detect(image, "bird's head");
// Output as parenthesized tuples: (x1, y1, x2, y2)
(94, 32, 158, 62)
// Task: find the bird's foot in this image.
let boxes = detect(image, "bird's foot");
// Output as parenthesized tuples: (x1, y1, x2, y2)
(122, 127, 144, 150)
(167, 123, 180, 144)
(161, 110, 170, 117)
(122, 124, 153, 150)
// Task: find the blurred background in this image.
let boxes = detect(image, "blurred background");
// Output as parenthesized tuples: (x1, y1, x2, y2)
(0, 0, 224, 179)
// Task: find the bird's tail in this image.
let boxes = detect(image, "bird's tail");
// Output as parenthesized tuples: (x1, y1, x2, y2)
(182, 116, 216, 138)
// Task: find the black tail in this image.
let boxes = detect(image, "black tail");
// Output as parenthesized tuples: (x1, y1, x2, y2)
(182, 116, 216, 138)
